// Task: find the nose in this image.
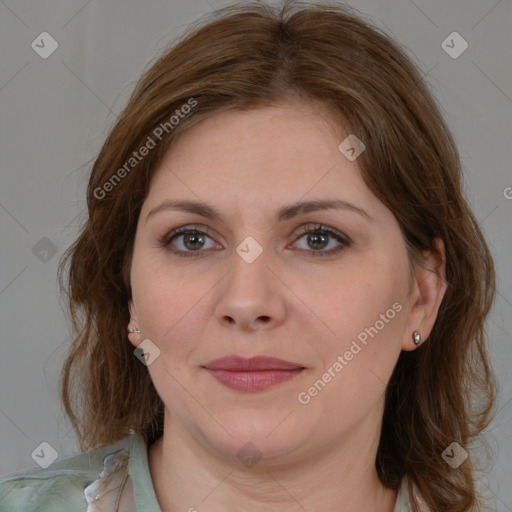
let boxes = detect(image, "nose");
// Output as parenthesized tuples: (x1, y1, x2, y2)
(214, 247, 288, 332)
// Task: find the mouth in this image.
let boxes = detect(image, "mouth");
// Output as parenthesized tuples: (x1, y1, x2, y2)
(202, 355, 306, 392)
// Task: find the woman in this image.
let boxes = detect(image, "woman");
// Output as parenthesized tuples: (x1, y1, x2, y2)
(0, 1, 496, 511)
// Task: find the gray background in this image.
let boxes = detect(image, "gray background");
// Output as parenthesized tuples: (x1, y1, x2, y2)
(0, 0, 511, 509)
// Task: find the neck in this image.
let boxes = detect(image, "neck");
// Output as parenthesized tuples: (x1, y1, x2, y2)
(148, 407, 398, 512)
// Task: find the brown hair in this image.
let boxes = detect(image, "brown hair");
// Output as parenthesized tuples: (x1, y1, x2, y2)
(58, 1, 497, 510)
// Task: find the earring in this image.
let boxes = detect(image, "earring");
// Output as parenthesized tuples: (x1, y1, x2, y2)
(413, 331, 422, 345)
(128, 326, 141, 334)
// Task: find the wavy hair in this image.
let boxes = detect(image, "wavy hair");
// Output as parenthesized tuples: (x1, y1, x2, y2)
(58, 2, 496, 510)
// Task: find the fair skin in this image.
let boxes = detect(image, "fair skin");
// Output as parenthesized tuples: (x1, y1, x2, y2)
(127, 101, 447, 512)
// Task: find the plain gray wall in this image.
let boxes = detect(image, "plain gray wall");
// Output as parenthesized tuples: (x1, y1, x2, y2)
(1, 0, 511, 508)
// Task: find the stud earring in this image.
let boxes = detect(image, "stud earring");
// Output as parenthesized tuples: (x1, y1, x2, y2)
(413, 331, 422, 345)
(128, 326, 141, 334)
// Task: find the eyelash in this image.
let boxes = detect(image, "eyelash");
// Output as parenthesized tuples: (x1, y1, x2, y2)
(158, 224, 351, 259)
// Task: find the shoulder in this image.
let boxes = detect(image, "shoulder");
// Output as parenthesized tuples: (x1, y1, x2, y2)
(0, 434, 139, 512)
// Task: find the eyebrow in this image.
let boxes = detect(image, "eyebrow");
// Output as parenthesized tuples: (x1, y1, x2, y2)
(145, 198, 373, 224)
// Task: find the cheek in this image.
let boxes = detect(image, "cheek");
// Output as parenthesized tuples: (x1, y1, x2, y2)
(136, 277, 206, 348)
(130, 249, 206, 354)
(132, 272, 208, 402)
(296, 284, 405, 432)
(310, 261, 405, 339)
(301, 258, 408, 392)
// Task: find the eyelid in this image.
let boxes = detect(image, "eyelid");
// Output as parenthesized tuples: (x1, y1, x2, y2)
(159, 222, 351, 257)
(159, 224, 218, 247)
(292, 223, 351, 244)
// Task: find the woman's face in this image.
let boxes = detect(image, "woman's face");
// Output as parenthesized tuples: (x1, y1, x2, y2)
(128, 101, 428, 465)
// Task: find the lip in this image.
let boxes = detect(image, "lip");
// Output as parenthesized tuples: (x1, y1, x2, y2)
(202, 356, 306, 392)
(204, 355, 305, 371)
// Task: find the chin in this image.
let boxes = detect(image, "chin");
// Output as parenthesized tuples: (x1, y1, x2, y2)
(195, 413, 310, 465)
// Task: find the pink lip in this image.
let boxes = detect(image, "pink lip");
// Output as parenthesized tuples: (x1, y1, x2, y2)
(203, 356, 306, 392)
(204, 355, 304, 371)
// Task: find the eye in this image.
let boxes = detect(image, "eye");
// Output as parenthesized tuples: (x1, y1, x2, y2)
(159, 225, 221, 258)
(159, 223, 350, 258)
(290, 224, 350, 257)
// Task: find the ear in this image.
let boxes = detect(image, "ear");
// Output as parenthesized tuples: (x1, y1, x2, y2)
(128, 298, 137, 321)
(402, 237, 447, 351)
(127, 298, 141, 348)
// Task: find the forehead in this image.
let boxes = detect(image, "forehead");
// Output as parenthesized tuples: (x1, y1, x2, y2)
(144, 102, 370, 206)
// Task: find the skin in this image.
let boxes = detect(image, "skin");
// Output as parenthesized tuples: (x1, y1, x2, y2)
(127, 100, 447, 512)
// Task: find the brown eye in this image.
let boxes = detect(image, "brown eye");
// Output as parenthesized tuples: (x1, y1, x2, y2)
(159, 224, 350, 259)
(159, 226, 221, 258)
(292, 225, 350, 257)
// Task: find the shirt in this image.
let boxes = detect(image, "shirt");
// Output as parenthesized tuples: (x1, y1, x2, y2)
(0, 433, 422, 511)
